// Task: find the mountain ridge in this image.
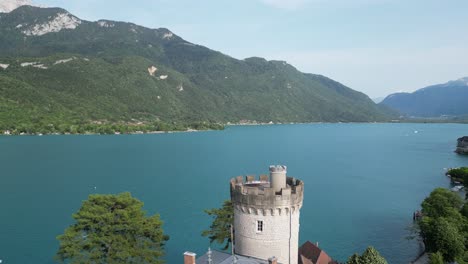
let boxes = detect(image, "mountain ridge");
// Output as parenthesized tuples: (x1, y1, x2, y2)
(380, 77, 468, 118)
(0, 5, 392, 133)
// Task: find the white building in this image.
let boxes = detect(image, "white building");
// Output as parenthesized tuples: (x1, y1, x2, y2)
(185, 165, 305, 264)
(230, 165, 303, 264)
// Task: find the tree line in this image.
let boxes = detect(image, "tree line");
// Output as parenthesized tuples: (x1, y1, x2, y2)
(0, 120, 224, 135)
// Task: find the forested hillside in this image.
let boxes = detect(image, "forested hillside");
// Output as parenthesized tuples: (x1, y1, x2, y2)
(0, 5, 391, 133)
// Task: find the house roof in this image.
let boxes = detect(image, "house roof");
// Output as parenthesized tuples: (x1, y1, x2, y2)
(195, 241, 338, 264)
(196, 250, 269, 264)
(298, 241, 336, 264)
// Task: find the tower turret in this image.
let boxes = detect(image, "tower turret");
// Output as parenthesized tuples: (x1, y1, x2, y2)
(230, 165, 304, 264)
(270, 165, 287, 192)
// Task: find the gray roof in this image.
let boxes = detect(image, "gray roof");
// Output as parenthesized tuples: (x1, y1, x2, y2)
(197, 250, 270, 264)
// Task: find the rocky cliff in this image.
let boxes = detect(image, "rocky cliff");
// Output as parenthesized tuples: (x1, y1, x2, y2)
(456, 136, 468, 154)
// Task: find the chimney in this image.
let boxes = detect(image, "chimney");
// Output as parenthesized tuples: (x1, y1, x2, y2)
(268, 257, 278, 264)
(184, 252, 196, 264)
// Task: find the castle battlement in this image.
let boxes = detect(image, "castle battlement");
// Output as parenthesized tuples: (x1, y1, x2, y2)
(230, 174, 303, 211)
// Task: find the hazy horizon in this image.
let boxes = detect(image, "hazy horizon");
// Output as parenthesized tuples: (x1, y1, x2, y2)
(34, 0, 468, 98)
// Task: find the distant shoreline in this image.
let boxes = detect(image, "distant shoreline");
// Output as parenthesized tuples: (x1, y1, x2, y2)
(227, 120, 468, 126)
(2, 120, 468, 136)
(0, 129, 203, 137)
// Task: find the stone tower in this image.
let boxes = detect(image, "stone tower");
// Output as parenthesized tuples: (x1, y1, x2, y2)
(230, 165, 304, 264)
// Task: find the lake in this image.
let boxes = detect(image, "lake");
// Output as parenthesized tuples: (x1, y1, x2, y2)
(0, 123, 467, 263)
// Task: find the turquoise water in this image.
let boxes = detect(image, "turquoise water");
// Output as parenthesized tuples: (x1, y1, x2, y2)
(0, 123, 467, 263)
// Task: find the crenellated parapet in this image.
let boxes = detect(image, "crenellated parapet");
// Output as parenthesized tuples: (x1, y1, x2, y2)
(230, 174, 304, 214)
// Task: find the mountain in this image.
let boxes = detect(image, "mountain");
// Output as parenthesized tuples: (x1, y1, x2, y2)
(0, 5, 391, 132)
(380, 77, 468, 118)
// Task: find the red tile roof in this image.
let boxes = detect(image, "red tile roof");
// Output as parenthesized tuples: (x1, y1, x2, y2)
(298, 241, 337, 264)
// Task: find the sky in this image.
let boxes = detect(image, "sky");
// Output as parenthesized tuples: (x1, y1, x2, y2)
(34, 0, 468, 98)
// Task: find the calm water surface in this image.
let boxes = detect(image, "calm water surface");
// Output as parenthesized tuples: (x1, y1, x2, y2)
(1, 123, 467, 263)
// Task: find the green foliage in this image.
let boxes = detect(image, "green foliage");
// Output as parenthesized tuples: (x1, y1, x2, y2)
(360, 247, 388, 264)
(346, 246, 388, 264)
(201, 200, 234, 250)
(429, 252, 444, 264)
(421, 188, 463, 218)
(420, 217, 465, 262)
(56, 192, 169, 264)
(347, 254, 361, 264)
(419, 188, 468, 263)
(0, 6, 393, 134)
(462, 203, 468, 218)
(460, 251, 468, 264)
(448, 167, 468, 185)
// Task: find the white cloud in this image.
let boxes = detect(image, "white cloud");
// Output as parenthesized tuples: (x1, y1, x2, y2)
(0, 0, 35, 13)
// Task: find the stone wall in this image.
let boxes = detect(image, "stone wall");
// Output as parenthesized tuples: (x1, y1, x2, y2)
(234, 206, 300, 264)
(231, 175, 303, 264)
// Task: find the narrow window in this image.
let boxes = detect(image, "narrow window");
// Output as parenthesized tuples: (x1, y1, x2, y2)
(257, 220, 263, 232)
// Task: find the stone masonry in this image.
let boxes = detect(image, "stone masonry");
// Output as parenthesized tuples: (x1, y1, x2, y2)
(230, 165, 304, 264)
